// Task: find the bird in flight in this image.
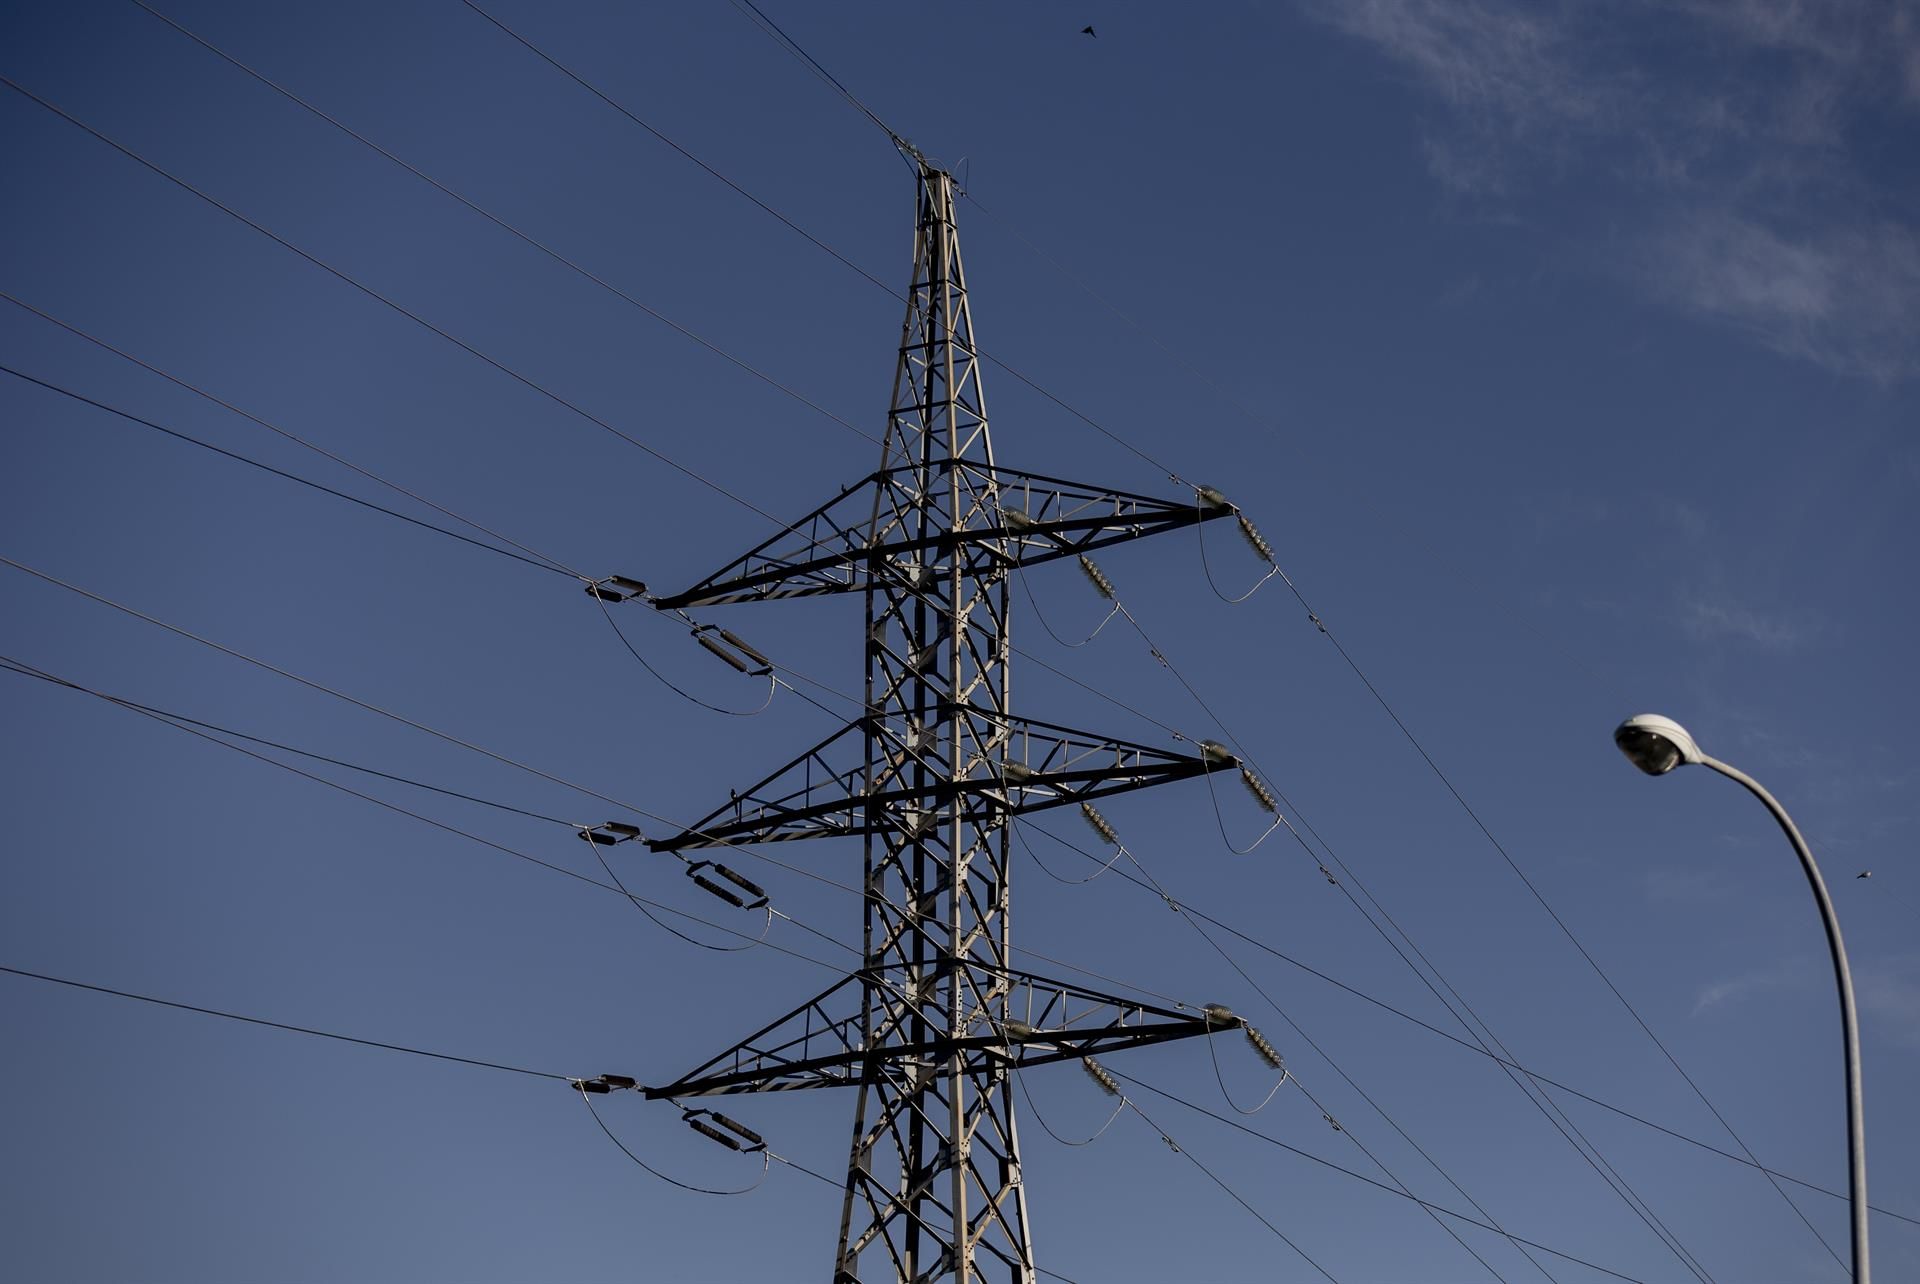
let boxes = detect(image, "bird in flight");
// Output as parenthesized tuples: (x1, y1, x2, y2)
(1857, 870, 1872, 879)
(1082, 25, 1097, 38)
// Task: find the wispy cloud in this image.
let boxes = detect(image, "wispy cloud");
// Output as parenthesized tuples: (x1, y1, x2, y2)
(1648, 211, 1920, 382)
(1644, 864, 1736, 906)
(1692, 963, 1796, 1014)
(1858, 955, 1920, 1049)
(1305, 0, 1920, 379)
(1679, 594, 1821, 651)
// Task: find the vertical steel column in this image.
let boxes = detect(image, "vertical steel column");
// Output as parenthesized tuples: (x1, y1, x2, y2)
(834, 162, 1032, 1284)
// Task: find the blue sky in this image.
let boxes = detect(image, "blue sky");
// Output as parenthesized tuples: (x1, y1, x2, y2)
(2, 2, 1916, 1280)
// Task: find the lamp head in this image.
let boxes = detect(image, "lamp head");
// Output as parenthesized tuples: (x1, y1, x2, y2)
(1614, 714, 1703, 776)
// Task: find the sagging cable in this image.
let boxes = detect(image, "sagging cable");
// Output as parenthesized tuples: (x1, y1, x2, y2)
(575, 1086, 769, 1195)
(588, 589, 776, 716)
(1193, 492, 1280, 604)
(1016, 564, 1118, 648)
(579, 818, 773, 953)
(1200, 754, 1286, 855)
(1015, 816, 1125, 885)
(1014, 1062, 1125, 1147)
(1202, 1012, 1294, 1116)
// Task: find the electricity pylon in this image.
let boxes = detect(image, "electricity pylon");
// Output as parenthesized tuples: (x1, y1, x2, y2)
(635, 157, 1240, 1283)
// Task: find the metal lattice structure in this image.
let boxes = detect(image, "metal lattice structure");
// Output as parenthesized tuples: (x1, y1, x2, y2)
(638, 160, 1240, 1283)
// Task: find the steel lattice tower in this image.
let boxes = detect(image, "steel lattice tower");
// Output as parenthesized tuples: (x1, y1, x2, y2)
(628, 158, 1243, 1282)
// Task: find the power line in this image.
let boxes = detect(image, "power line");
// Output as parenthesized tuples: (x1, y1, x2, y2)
(1015, 813, 1919, 1231)
(0, 962, 570, 1081)
(472, 3, 1192, 486)
(1118, 1093, 1343, 1283)
(1, 291, 588, 581)
(1259, 571, 1844, 1274)
(458, 0, 900, 299)
(128, 0, 878, 450)
(0, 362, 572, 581)
(1075, 591, 1723, 1282)
(45, 389, 1831, 1241)
(0, 551, 648, 813)
(0, 655, 578, 827)
(0, 561, 878, 924)
(587, 31, 1803, 1259)
(0, 652, 854, 974)
(1109, 1069, 1653, 1284)
(14, 452, 1842, 1238)
(725, 0, 915, 162)
(575, 1086, 772, 1196)
(0, 74, 795, 534)
(1022, 814, 1547, 1284)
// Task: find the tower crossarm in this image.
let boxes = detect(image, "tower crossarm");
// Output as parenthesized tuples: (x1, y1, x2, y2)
(650, 463, 1233, 610)
(644, 965, 1235, 1100)
(645, 709, 1235, 853)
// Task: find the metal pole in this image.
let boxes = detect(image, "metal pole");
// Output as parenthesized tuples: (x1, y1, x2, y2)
(1700, 753, 1869, 1283)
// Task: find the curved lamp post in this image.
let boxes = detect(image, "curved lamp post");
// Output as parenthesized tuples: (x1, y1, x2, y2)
(1614, 714, 1869, 1283)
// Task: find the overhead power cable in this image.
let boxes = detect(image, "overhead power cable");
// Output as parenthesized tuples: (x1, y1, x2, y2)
(0, 962, 570, 1081)
(0, 653, 854, 974)
(1109, 1069, 1652, 1284)
(8, 515, 1861, 1232)
(1015, 813, 1919, 1230)
(0, 655, 575, 826)
(635, 33, 1808, 1257)
(471, 4, 1190, 485)
(1, 291, 587, 581)
(0, 562, 869, 921)
(0, 552, 649, 813)
(13, 402, 1821, 1234)
(1117, 1092, 1343, 1283)
(724, 0, 916, 165)
(459, 0, 899, 298)
(1267, 567, 1843, 1274)
(1024, 816, 1543, 1284)
(128, 1, 876, 450)
(0, 75, 802, 536)
(0, 363, 573, 581)
(576, 1085, 771, 1196)
(1073, 583, 1721, 1281)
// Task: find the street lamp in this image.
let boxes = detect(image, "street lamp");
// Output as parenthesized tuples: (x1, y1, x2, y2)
(1613, 714, 1869, 1283)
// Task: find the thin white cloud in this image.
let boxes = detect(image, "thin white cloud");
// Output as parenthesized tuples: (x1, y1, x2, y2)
(1305, 0, 1920, 379)
(1679, 594, 1820, 652)
(1644, 864, 1736, 906)
(1648, 211, 1920, 382)
(1858, 956, 1920, 1049)
(1693, 965, 1790, 1014)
